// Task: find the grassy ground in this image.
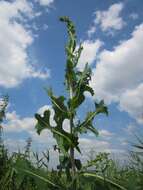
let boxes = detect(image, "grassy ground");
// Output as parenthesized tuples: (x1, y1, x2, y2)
(0, 139, 143, 190)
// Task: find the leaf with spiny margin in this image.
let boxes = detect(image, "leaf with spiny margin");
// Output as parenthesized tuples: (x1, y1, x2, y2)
(65, 62, 77, 90)
(58, 155, 72, 169)
(75, 159, 82, 170)
(35, 111, 80, 155)
(53, 128, 80, 155)
(74, 44, 83, 67)
(35, 110, 51, 135)
(60, 17, 78, 90)
(75, 101, 108, 135)
(95, 100, 108, 116)
(75, 112, 99, 136)
(47, 88, 70, 128)
(68, 64, 94, 109)
(60, 16, 76, 53)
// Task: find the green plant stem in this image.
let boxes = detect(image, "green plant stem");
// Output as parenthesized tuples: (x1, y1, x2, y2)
(69, 86, 76, 176)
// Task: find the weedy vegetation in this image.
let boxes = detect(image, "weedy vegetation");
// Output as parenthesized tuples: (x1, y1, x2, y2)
(0, 17, 143, 190)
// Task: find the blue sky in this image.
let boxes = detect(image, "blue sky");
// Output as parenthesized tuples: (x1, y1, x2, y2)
(1, 0, 143, 165)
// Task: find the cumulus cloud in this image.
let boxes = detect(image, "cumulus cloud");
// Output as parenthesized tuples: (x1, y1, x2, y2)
(37, 0, 54, 6)
(5, 111, 35, 133)
(79, 138, 110, 152)
(119, 84, 143, 124)
(78, 137, 114, 162)
(77, 40, 103, 70)
(95, 3, 125, 33)
(4, 105, 56, 150)
(99, 129, 114, 139)
(0, 0, 49, 88)
(87, 25, 96, 38)
(90, 23, 143, 124)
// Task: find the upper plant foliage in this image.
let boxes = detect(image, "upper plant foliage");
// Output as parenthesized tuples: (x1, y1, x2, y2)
(34, 17, 119, 190)
(60, 16, 94, 111)
(35, 17, 108, 159)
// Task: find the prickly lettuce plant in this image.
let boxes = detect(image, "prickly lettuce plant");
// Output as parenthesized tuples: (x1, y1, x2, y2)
(34, 17, 126, 190)
(35, 16, 107, 175)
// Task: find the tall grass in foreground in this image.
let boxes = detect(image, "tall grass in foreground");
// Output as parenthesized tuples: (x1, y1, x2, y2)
(0, 140, 143, 190)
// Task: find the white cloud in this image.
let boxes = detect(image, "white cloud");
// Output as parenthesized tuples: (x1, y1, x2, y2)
(77, 40, 103, 70)
(95, 3, 125, 32)
(5, 111, 35, 133)
(99, 129, 114, 139)
(90, 23, 143, 124)
(37, 105, 56, 126)
(77, 137, 127, 163)
(29, 130, 55, 145)
(0, 0, 49, 88)
(78, 137, 111, 162)
(37, 0, 54, 6)
(119, 84, 143, 124)
(62, 119, 70, 132)
(4, 105, 56, 153)
(79, 138, 110, 151)
(87, 25, 96, 38)
(129, 13, 139, 20)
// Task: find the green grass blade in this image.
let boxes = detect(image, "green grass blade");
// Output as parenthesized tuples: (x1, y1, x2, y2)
(81, 172, 127, 190)
(20, 168, 60, 188)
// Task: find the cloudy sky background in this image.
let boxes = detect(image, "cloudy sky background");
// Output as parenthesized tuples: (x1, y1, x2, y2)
(1, 0, 143, 166)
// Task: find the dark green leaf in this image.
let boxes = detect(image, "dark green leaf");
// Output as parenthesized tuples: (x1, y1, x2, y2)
(76, 112, 98, 136)
(35, 110, 51, 134)
(69, 64, 94, 109)
(95, 100, 108, 115)
(75, 159, 82, 170)
(35, 110, 80, 155)
(47, 88, 70, 128)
